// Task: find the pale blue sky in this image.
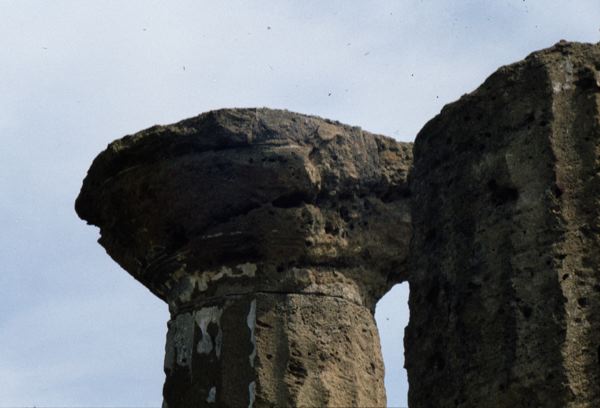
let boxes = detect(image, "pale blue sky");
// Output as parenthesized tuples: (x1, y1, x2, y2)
(1, 1, 599, 407)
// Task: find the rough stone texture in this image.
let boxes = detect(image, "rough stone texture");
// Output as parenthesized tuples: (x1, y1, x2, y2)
(162, 293, 385, 407)
(76, 108, 412, 407)
(407, 41, 600, 408)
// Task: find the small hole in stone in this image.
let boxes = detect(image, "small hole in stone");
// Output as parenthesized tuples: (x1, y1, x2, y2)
(521, 305, 533, 319)
(425, 280, 440, 304)
(432, 352, 445, 370)
(272, 192, 309, 208)
(425, 228, 437, 243)
(525, 112, 535, 123)
(576, 74, 598, 90)
(488, 179, 519, 205)
(325, 221, 339, 235)
(577, 297, 589, 307)
(167, 223, 189, 250)
(339, 206, 351, 221)
(552, 185, 563, 198)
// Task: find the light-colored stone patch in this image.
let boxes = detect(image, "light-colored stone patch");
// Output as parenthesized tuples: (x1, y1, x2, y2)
(247, 299, 257, 367)
(206, 386, 216, 403)
(238, 262, 257, 276)
(195, 306, 224, 357)
(164, 312, 195, 371)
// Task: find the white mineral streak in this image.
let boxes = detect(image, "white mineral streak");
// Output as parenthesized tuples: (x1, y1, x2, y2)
(247, 299, 257, 367)
(164, 312, 195, 371)
(206, 386, 217, 403)
(248, 381, 256, 408)
(195, 306, 224, 357)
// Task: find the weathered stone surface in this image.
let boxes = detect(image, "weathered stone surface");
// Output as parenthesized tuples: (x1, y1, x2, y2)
(407, 41, 600, 407)
(163, 293, 385, 407)
(76, 108, 411, 407)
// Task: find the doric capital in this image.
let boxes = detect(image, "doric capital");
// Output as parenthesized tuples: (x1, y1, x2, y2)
(76, 108, 412, 312)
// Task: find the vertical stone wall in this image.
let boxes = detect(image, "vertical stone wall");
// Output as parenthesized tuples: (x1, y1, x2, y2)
(407, 41, 600, 408)
(76, 41, 600, 408)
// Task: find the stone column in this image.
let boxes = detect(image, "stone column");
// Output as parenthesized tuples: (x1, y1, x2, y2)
(76, 108, 412, 407)
(407, 41, 600, 407)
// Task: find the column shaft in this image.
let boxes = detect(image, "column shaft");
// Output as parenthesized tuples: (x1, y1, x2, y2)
(163, 291, 385, 407)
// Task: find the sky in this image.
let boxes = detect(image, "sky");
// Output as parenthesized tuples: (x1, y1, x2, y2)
(1, 1, 599, 407)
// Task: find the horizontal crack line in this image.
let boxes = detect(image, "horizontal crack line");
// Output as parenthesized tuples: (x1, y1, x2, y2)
(172, 289, 365, 315)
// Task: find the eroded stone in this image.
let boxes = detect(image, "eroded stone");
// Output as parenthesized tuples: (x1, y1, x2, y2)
(407, 41, 600, 408)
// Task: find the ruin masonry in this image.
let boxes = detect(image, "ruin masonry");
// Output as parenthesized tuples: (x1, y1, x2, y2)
(76, 41, 600, 407)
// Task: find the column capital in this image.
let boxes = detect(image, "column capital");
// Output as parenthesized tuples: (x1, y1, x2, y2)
(76, 108, 412, 313)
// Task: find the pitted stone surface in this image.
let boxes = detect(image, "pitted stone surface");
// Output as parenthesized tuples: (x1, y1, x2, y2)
(76, 108, 411, 312)
(162, 293, 385, 407)
(76, 108, 412, 407)
(407, 41, 600, 408)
